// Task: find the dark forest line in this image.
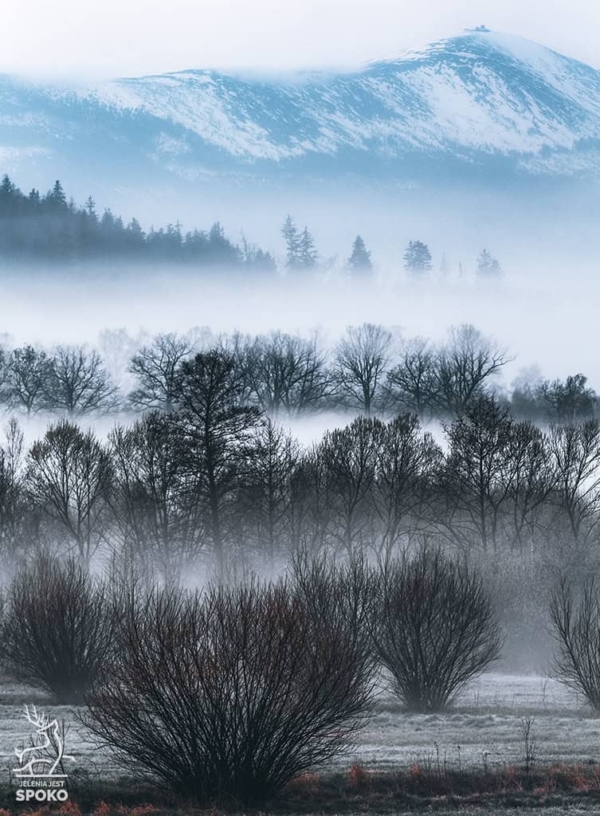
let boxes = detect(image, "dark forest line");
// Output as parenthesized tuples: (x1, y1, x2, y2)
(0, 174, 502, 275)
(0, 346, 598, 578)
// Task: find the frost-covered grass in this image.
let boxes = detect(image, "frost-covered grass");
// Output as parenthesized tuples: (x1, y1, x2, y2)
(0, 672, 597, 787)
(344, 673, 600, 774)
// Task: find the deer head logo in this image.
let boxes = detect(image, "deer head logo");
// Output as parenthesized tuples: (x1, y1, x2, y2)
(13, 705, 74, 778)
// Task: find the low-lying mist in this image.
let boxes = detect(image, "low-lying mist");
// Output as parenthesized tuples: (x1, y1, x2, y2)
(6, 264, 599, 392)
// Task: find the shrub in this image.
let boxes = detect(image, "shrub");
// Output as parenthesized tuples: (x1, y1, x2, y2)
(550, 578, 600, 710)
(373, 547, 502, 711)
(83, 577, 376, 805)
(2, 556, 114, 703)
(289, 551, 377, 658)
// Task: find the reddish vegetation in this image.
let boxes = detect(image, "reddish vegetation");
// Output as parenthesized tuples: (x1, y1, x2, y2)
(348, 763, 370, 788)
(7, 762, 600, 814)
(90, 804, 112, 816)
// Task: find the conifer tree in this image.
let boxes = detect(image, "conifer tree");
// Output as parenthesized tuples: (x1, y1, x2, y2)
(348, 235, 372, 272)
(299, 227, 318, 269)
(404, 240, 432, 275)
(477, 249, 502, 277)
(282, 215, 301, 269)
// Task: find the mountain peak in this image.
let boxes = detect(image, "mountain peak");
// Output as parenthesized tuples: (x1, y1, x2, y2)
(387, 27, 570, 69)
(2, 29, 600, 192)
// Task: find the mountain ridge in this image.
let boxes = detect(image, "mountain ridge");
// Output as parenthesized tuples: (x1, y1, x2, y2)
(2, 28, 600, 194)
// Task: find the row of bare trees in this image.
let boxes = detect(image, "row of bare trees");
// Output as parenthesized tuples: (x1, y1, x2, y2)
(0, 345, 116, 417)
(0, 367, 599, 580)
(0, 325, 594, 423)
(0, 324, 506, 419)
(127, 323, 517, 418)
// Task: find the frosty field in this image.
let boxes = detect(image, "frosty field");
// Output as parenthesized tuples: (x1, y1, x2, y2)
(0, 672, 597, 784)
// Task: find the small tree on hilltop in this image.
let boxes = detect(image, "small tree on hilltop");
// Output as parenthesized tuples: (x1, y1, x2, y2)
(404, 240, 432, 276)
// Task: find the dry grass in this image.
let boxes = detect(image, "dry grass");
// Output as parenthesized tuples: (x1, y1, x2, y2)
(3, 762, 600, 814)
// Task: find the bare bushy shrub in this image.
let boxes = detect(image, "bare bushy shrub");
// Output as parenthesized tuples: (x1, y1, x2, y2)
(2, 556, 114, 703)
(290, 551, 377, 657)
(373, 547, 502, 711)
(550, 578, 600, 710)
(84, 577, 376, 805)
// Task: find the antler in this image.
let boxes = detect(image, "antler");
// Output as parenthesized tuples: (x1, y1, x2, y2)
(23, 704, 48, 730)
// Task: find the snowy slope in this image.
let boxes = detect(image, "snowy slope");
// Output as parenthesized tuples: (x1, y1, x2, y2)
(2, 28, 600, 187)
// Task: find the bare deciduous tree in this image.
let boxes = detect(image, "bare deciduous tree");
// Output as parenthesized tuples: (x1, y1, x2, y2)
(547, 421, 600, 551)
(0, 419, 28, 561)
(48, 345, 119, 416)
(245, 331, 331, 416)
(6, 345, 54, 416)
(383, 337, 437, 417)
(502, 421, 556, 551)
(128, 332, 195, 413)
(290, 446, 336, 555)
(334, 323, 393, 414)
(175, 351, 261, 574)
(27, 421, 113, 565)
(372, 413, 442, 559)
(316, 417, 380, 557)
(439, 396, 514, 552)
(434, 324, 510, 415)
(539, 374, 596, 423)
(242, 418, 299, 567)
(109, 412, 205, 584)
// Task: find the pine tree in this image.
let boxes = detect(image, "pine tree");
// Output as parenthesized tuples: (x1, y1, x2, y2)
(0, 175, 16, 217)
(477, 249, 502, 277)
(439, 252, 449, 277)
(404, 240, 433, 275)
(85, 196, 97, 218)
(207, 221, 240, 265)
(48, 180, 67, 210)
(0, 175, 15, 197)
(126, 218, 145, 242)
(282, 215, 301, 268)
(299, 227, 318, 269)
(348, 235, 372, 272)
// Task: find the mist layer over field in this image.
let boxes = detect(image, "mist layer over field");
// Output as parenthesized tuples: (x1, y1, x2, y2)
(3, 265, 597, 393)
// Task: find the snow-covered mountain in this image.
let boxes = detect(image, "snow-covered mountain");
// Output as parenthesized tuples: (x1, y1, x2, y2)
(3, 28, 600, 193)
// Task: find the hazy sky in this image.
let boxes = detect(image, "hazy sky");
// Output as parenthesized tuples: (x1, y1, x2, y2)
(2, 0, 599, 80)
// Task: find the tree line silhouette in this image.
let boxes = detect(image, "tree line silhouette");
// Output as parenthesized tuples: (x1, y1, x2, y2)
(0, 174, 502, 275)
(0, 175, 275, 268)
(0, 350, 598, 582)
(0, 323, 594, 423)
